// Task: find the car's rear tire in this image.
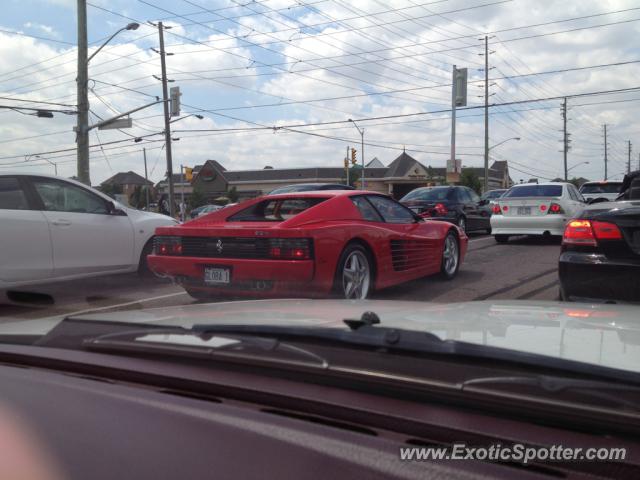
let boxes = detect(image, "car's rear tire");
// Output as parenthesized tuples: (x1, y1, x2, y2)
(334, 244, 373, 299)
(137, 238, 154, 276)
(440, 231, 460, 280)
(494, 234, 509, 244)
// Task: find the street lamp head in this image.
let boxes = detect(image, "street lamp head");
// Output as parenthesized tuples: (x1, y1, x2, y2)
(134, 137, 143, 143)
(126, 23, 140, 31)
(515, 137, 521, 140)
(195, 114, 204, 120)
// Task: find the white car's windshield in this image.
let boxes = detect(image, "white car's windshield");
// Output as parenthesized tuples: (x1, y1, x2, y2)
(503, 185, 564, 197)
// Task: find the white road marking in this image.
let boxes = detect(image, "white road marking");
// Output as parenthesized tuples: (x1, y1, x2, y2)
(65, 291, 188, 318)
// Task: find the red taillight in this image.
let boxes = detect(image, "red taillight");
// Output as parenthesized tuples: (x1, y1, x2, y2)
(492, 204, 502, 214)
(548, 203, 563, 214)
(502, 205, 509, 212)
(540, 204, 547, 212)
(268, 239, 311, 260)
(155, 236, 182, 255)
(434, 203, 448, 215)
(563, 220, 596, 246)
(592, 221, 623, 240)
(563, 220, 622, 246)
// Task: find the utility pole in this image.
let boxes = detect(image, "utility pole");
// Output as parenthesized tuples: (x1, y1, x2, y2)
(628, 140, 632, 174)
(76, 0, 90, 185)
(483, 36, 489, 193)
(180, 165, 185, 222)
(345, 145, 350, 186)
(360, 129, 365, 189)
(158, 22, 175, 218)
(562, 98, 568, 181)
(143, 148, 150, 209)
(603, 124, 608, 180)
(450, 64, 457, 184)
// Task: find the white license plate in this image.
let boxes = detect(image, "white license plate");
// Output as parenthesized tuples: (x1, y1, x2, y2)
(517, 206, 532, 215)
(204, 267, 230, 285)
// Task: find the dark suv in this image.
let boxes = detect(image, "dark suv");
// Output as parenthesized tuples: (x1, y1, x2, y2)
(400, 186, 492, 233)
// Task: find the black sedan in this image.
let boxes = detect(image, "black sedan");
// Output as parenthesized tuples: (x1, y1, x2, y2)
(559, 201, 640, 302)
(400, 186, 492, 233)
(560, 171, 640, 302)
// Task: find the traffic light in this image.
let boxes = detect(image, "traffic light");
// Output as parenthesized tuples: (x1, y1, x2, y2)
(184, 166, 193, 182)
(351, 148, 357, 165)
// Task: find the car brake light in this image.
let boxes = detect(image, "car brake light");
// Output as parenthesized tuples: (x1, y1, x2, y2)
(592, 221, 623, 240)
(548, 203, 563, 214)
(502, 205, 509, 212)
(563, 220, 596, 246)
(563, 220, 622, 246)
(540, 204, 547, 212)
(492, 204, 502, 214)
(155, 236, 182, 255)
(267, 238, 312, 260)
(434, 203, 448, 215)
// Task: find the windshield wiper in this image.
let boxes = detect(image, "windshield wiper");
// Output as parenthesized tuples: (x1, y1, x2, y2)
(462, 375, 640, 411)
(191, 311, 640, 386)
(83, 328, 328, 370)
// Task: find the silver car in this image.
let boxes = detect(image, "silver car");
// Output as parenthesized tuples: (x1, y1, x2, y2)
(490, 182, 586, 243)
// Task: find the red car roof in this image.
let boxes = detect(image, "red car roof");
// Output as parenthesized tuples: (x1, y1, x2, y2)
(265, 189, 381, 198)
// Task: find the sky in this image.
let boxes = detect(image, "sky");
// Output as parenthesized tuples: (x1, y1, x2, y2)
(0, 0, 639, 186)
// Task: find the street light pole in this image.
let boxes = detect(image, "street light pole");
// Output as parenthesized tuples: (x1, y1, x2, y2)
(76, 0, 89, 185)
(158, 21, 176, 219)
(75, 1, 139, 186)
(488, 137, 520, 152)
(26, 155, 57, 175)
(566, 161, 590, 173)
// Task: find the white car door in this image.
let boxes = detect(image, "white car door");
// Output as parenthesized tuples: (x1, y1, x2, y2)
(0, 176, 53, 285)
(29, 176, 135, 278)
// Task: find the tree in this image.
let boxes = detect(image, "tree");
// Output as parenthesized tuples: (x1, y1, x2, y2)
(227, 186, 239, 203)
(460, 169, 482, 194)
(188, 185, 207, 209)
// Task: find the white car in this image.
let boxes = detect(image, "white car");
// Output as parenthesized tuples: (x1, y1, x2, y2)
(0, 173, 178, 291)
(490, 182, 586, 243)
(579, 181, 623, 202)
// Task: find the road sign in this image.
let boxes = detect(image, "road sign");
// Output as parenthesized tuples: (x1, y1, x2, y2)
(98, 118, 133, 130)
(454, 68, 467, 107)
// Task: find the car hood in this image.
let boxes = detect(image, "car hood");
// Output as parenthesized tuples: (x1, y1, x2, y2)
(581, 200, 640, 216)
(2, 300, 640, 373)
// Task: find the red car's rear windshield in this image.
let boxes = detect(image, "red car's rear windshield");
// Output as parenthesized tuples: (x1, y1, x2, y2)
(228, 197, 329, 222)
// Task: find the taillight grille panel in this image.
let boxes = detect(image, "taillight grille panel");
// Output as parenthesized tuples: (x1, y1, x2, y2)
(154, 236, 313, 260)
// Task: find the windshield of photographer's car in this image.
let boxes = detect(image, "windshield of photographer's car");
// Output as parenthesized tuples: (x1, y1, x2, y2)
(2, 0, 640, 389)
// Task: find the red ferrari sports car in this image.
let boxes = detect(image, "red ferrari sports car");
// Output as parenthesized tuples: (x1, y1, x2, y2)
(148, 191, 468, 299)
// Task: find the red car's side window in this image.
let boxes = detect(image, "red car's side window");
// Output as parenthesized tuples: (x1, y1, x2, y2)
(350, 196, 383, 222)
